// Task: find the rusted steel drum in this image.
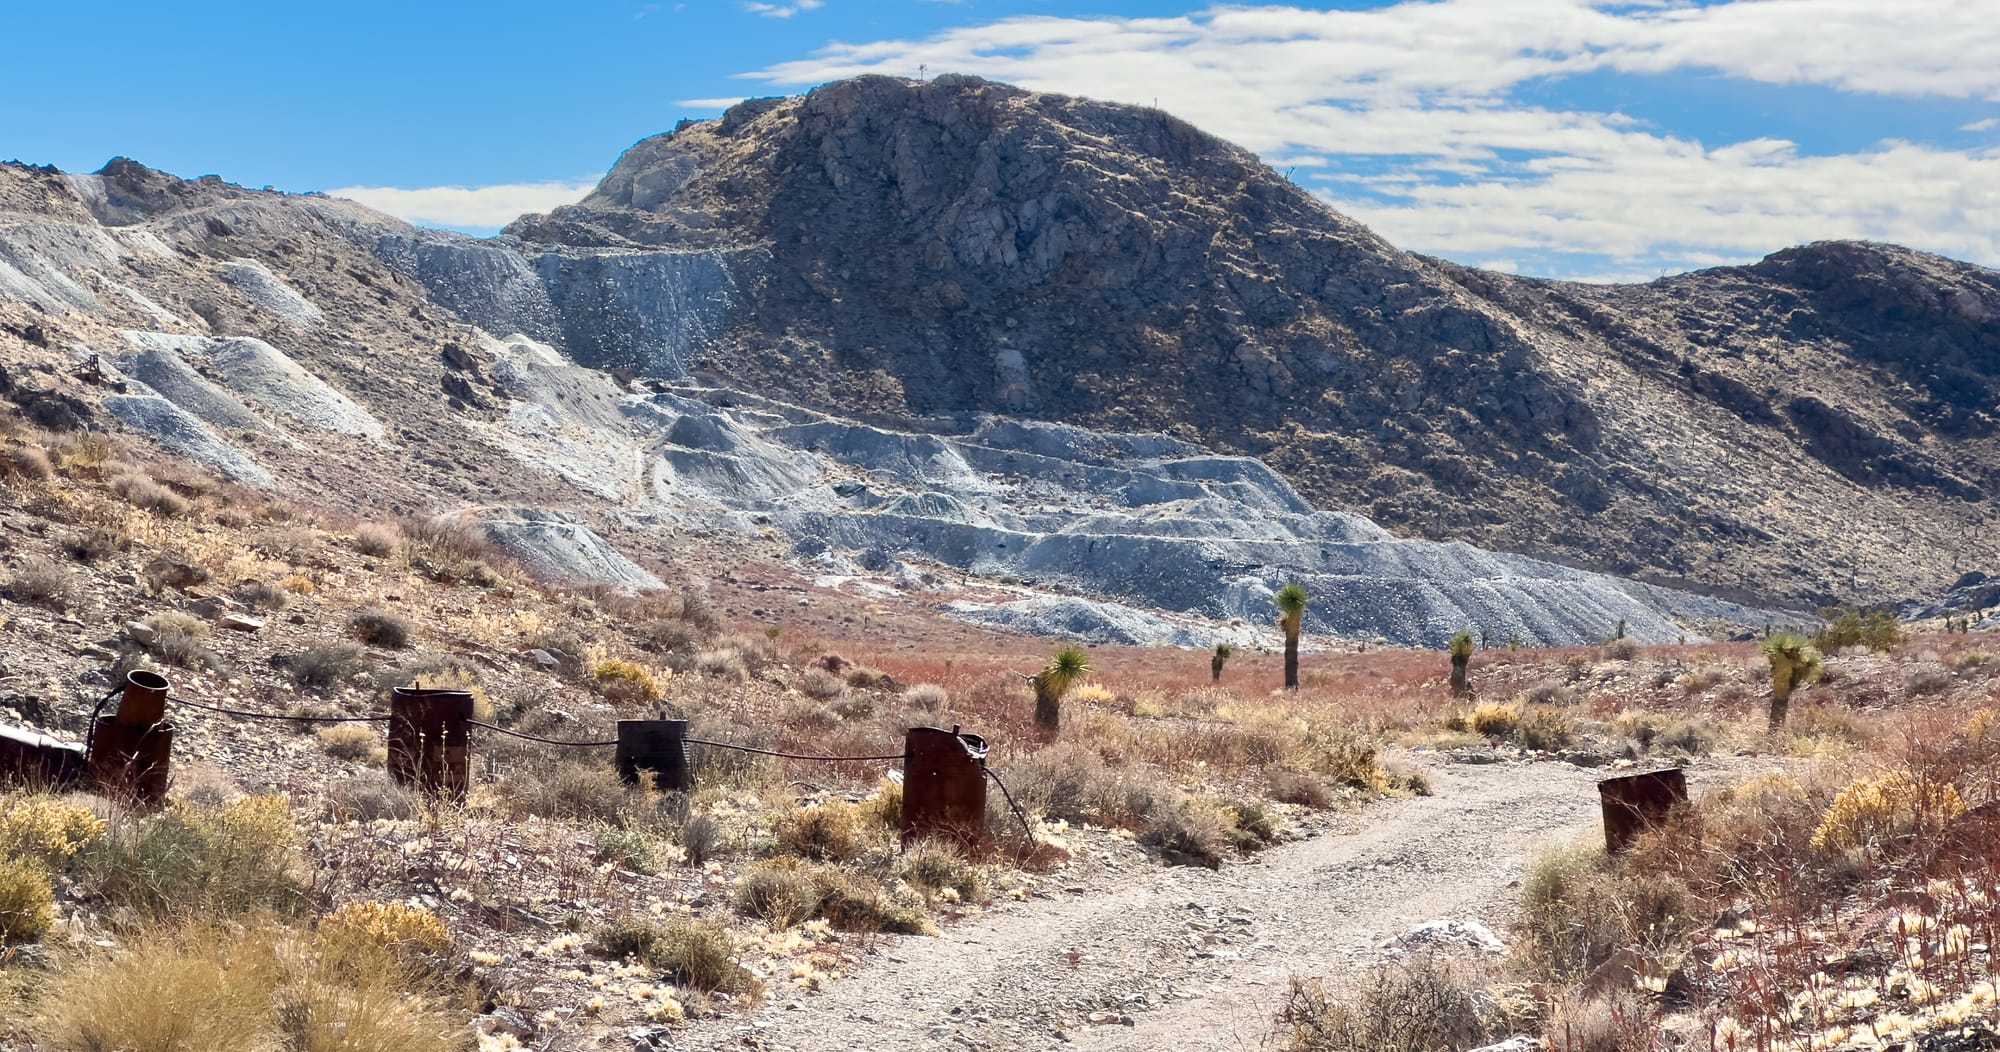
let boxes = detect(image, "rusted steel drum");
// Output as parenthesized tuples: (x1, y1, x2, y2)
(616, 719, 692, 791)
(119, 669, 170, 725)
(88, 716, 174, 805)
(901, 726, 989, 850)
(389, 687, 474, 799)
(1599, 767, 1689, 854)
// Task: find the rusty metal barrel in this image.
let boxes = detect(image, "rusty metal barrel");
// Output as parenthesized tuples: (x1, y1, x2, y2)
(1599, 767, 1689, 854)
(616, 719, 692, 791)
(388, 687, 473, 799)
(901, 726, 989, 849)
(87, 669, 175, 805)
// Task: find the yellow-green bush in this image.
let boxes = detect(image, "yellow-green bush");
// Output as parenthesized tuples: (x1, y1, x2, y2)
(1469, 701, 1520, 738)
(0, 857, 55, 942)
(77, 795, 302, 917)
(774, 802, 872, 863)
(592, 658, 663, 704)
(1811, 770, 1965, 852)
(317, 901, 454, 960)
(0, 794, 106, 864)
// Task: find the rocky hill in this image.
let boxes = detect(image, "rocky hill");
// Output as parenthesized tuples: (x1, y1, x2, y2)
(492, 75, 1997, 608)
(1, 73, 1993, 645)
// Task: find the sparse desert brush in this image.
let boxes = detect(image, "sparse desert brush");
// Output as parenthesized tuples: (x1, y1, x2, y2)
(35, 925, 276, 1052)
(5, 555, 75, 611)
(1811, 769, 1966, 852)
(1070, 683, 1117, 707)
(1469, 700, 1521, 738)
(904, 682, 949, 713)
(1, 442, 54, 484)
(48, 431, 123, 476)
(1139, 797, 1240, 869)
(859, 779, 903, 828)
(638, 616, 700, 654)
(1278, 955, 1504, 1052)
(895, 839, 986, 901)
(351, 521, 403, 558)
(592, 657, 663, 704)
(774, 801, 873, 863)
(111, 471, 190, 517)
(593, 917, 751, 993)
(735, 859, 822, 928)
(804, 864, 932, 935)
(286, 644, 363, 690)
(317, 724, 379, 761)
(347, 606, 411, 649)
(801, 666, 846, 701)
(60, 524, 128, 564)
(1269, 768, 1335, 809)
(317, 900, 454, 960)
(279, 572, 317, 595)
(232, 579, 290, 611)
(147, 610, 223, 670)
(504, 763, 629, 825)
(77, 795, 302, 918)
(696, 647, 749, 681)
(406, 665, 497, 719)
(1515, 705, 1575, 752)
(1600, 637, 1642, 662)
(0, 794, 106, 864)
(0, 856, 55, 942)
(1815, 605, 1904, 652)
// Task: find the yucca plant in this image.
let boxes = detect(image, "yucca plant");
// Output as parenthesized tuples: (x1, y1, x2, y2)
(1032, 645, 1091, 731)
(1449, 630, 1476, 695)
(1275, 585, 1309, 692)
(1210, 642, 1234, 684)
(1762, 632, 1822, 731)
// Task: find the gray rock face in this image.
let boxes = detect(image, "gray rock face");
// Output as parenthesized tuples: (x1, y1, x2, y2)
(475, 510, 663, 590)
(103, 386, 274, 486)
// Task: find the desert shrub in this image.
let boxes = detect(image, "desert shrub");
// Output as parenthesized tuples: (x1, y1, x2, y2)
(1139, 798, 1239, 869)
(1228, 798, 1283, 850)
(0, 794, 107, 864)
(1269, 768, 1335, 808)
(317, 724, 379, 761)
(232, 579, 289, 611)
(61, 525, 127, 564)
(148, 610, 221, 670)
(1678, 666, 1727, 695)
(774, 802, 872, 863)
(904, 683, 949, 713)
(1515, 705, 1575, 752)
(638, 617, 700, 654)
(735, 859, 822, 928)
(679, 583, 724, 635)
(1278, 955, 1502, 1052)
(402, 515, 490, 564)
(254, 525, 320, 564)
(111, 472, 189, 517)
(1810, 769, 1965, 852)
(595, 826, 662, 875)
(34, 927, 276, 1052)
(0, 857, 55, 942)
(347, 606, 411, 649)
(895, 839, 985, 901)
(324, 774, 417, 822)
(1468, 701, 1520, 738)
(280, 572, 317, 595)
(695, 648, 748, 681)
(1600, 638, 1642, 662)
(317, 900, 454, 960)
(1524, 681, 1578, 707)
(1, 443, 54, 483)
(1905, 661, 1953, 695)
(6, 555, 75, 611)
(591, 658, 663, 704)
(593, 917, 749, 993)
(1004, 742, 1172, 826)
(801, 667, 846, 701)
(677, 812, 725, 865)
(1518, 847, 1627, 983)
(506, 764, 629, 825)
(805, 865, 931, 935)
(76, 796, 302, 918)
(287, 645, 364, 690)
(844, 665, 893, 689)
(351, 522, 402, 558)
(1815, 606, 1903, 652)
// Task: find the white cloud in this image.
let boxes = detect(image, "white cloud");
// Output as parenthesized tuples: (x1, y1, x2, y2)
(677, 97, 746, 110)
(1965, 117, 2000, 132)
(330, 179, 597, 231)
(736, 1, 2000, 277)
(746, 0, 822, 18)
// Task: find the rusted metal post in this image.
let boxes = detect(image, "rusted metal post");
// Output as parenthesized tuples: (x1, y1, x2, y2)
(1599, 768, 1688, 854)
(901, 725, 989, 850)
(616, 719, 692, 791)
(389, 687, 473, 800)
(87, 669, 175, 805)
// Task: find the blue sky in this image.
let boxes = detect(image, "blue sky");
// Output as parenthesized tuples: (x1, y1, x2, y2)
(6, 1, 1999, 281)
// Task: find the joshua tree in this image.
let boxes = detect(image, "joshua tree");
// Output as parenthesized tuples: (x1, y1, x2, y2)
(1762, 632, 1822, 731)
(1275, 584, 1309, 691)
(1210, 642, 1234, 683)
(1031, 645, 1091, 731)
(1615, 618, 1627, 640)
(1449, 630, 1476, 695)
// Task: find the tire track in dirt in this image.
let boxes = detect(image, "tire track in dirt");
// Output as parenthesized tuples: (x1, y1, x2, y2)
(696, 756, 1754, 1052)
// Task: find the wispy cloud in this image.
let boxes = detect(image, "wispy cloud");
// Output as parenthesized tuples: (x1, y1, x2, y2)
(330, 179, 597, 231)
(737, 0, 2000, 277)
(746, 0, 822, 18)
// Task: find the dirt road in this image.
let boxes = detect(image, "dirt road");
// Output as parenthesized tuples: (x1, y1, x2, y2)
(692, 757, 1735, 1052)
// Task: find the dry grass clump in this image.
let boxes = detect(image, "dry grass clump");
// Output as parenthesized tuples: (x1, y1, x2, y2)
(1600, 638, 1642, 662)
(0, 857, 55, 942)
(347, 606, 411, 649)
(317, 724, 379, 761)
(324, 774, 418, 823)
(502, 762, 631, 825)
(285, 645, 364, 691)
(1138, 796, 1279, 869)
(60, 524, 126, 564)
(110, 472, 190, 517)
(593, 917, 750, 994)
(232, 579, 290, 611)
(696, 647, 749, 681)
(735, 860, 823, 928)
(773, 801, 874, 863)
(147, 610, 223, 670)
(401, 514, 500, 586)
(316, 900, 454, 960)
(1278, 955, 1505, 1052)
(801, 667, 847, 701)
(5, 555, 75, 611)
(1002, 741, 1174, 827)
(351, 521, 402, 558)
(76, 795, 303, 918)
(893, 839, 986, 902)
(904, 682, 950, 714)
(591, 657, 663, 704)
(1, 442, 55, 484)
